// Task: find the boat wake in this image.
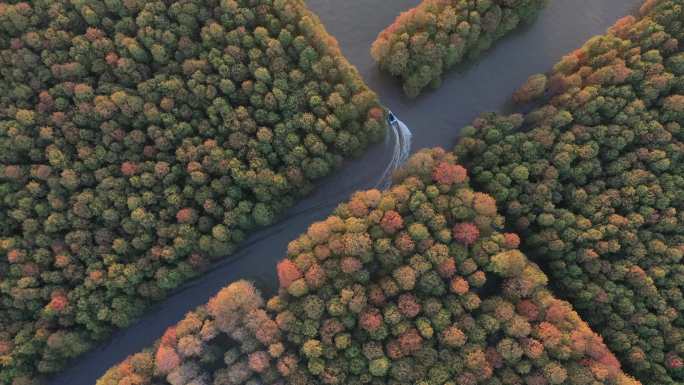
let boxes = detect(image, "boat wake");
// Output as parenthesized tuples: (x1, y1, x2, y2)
(376, 111, 413, 189)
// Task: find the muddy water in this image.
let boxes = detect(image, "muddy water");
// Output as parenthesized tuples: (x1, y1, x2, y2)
(47, 1, 643, 384)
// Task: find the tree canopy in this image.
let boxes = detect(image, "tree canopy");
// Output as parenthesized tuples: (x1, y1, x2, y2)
(371, 0, 547, 98)
(0, 0, 386, 383)
(456, 1, 684, 383)
(98, 148, 640, 385)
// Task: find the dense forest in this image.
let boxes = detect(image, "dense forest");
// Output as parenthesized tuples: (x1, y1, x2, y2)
(99, 1, 684, 384)
(0, 0, 387, 383)
(371, 0, 547, 98)
(98, 148, 640, 385)
(3, 0, 684, 384)
(455, 1, 684, 383)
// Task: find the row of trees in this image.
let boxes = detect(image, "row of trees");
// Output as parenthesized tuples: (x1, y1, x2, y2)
(98, 148, 640, 385)
(455, 1, 684, 383)
(370, 0, 547, 98)
(0, 0, 387, 383)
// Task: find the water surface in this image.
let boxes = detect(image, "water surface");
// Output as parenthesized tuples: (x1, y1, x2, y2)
(47, 1, 643, 383)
